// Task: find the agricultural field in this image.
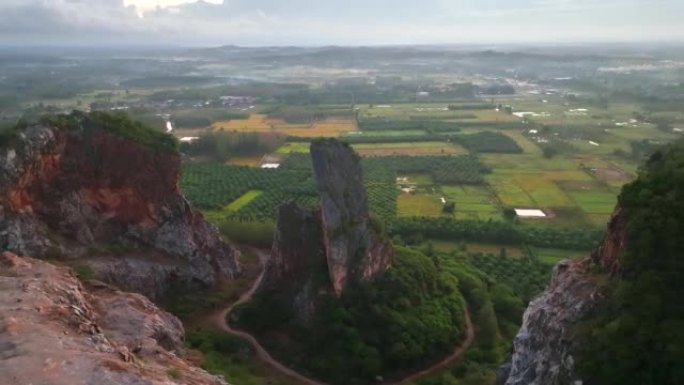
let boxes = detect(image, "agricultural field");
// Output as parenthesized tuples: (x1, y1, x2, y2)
(397, 193, 444, 217)
(357, 103, 516, 123)
(181, 91, 681, 278)
(184, 95, 676, 232)
(213, 114, 358, 137)
(342, 129, 427, 137)
(432, 241, 526, 258)
(227, 157, 263, 167)
(532, 247, 588, 265)
(353, 142, 467, 156)
(441, 185, 501, 221)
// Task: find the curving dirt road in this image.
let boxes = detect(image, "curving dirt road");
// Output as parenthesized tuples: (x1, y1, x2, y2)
(209, 250, 474, 385)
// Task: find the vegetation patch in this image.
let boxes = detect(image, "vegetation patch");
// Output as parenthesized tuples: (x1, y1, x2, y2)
(187, 328, 298, 385)
(233, 246, 468, 385)
(454, 132, 523, 154)
(43, 111, 179, 153)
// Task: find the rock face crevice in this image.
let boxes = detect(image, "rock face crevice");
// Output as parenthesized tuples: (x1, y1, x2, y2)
(0, 251, 227, 385)
(0, 116, 240, 299)
(498, 209, 625, 385)
(258, 139, 393, 321)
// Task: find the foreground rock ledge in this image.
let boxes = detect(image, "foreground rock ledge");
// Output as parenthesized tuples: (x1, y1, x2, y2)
(0, 251, 227, 385)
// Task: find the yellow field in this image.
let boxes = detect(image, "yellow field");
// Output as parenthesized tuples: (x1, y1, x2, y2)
(227, 157, 263, 167)
(213, 114, 358, 137)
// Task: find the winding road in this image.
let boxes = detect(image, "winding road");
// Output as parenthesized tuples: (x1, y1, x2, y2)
(209, 250, 475, 385)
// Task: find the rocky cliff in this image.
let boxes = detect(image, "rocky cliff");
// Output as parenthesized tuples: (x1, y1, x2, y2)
(258, 139, 393, 321)
(0, 251, 227, 385)
(497, 207, 626, 385)
(310, 139, 394, 295)
(0, 112, 240, 299)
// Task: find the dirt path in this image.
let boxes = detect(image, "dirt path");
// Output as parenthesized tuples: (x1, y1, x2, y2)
(392, 310, 474, 384)
(209, 250, 475, 385)
(209, 251, 326, 385)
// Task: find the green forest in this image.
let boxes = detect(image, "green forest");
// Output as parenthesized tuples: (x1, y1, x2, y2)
(575, 138, 684, 385)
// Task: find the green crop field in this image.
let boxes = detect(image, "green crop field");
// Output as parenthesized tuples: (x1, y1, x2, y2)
(566, 190, 618, 214)
(432, 240, 526, 258)
(441, 185, 501, 220)
(397, 194, 444, 217)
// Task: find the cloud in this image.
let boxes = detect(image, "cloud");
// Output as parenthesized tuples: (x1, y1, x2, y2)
(0, 0, 682, 46)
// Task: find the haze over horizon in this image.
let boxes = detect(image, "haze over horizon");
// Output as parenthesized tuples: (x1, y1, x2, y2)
(0, 0, 682, 47)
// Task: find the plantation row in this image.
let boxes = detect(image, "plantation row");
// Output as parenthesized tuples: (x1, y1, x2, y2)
(357, 118, 463, 132)
(454, 131, 523, 154)
(181, 163, 313, 210)
(282, 153, 489, 184)
(363, 155, 490, 184)
(286, 131, 522, 154)
(391, 217, 604, 250)
(469, 253, 551, 302)
(182, 161, 399, 221)
(237, 190, 319, 219)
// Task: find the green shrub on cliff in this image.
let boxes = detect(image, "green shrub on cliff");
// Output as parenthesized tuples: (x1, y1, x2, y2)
(576, 138, 684, 385)
(41, 111, 179, 153)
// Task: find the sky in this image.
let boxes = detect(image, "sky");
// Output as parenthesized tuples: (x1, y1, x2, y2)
(0, 0, 682, 47)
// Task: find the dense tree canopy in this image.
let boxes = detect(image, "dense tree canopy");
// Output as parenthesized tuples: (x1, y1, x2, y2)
(235, 246, 468, 384)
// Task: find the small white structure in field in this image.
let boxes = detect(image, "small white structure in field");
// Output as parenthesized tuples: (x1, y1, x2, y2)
(179, 137, 199, 142)
(528, 129, 539, 134)
(440, 197, 447, 204)
(589, 141, 600, 146)
(515, 209, 547, 218)
(673, 128, 683, 133)
(514, 112, 535, 118)
(261, 163, 280, 169)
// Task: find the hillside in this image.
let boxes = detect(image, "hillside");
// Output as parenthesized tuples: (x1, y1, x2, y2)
(499, 137, 684, 385)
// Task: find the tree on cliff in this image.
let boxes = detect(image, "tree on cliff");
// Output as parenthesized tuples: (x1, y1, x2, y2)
(576, 138, 684, 385)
